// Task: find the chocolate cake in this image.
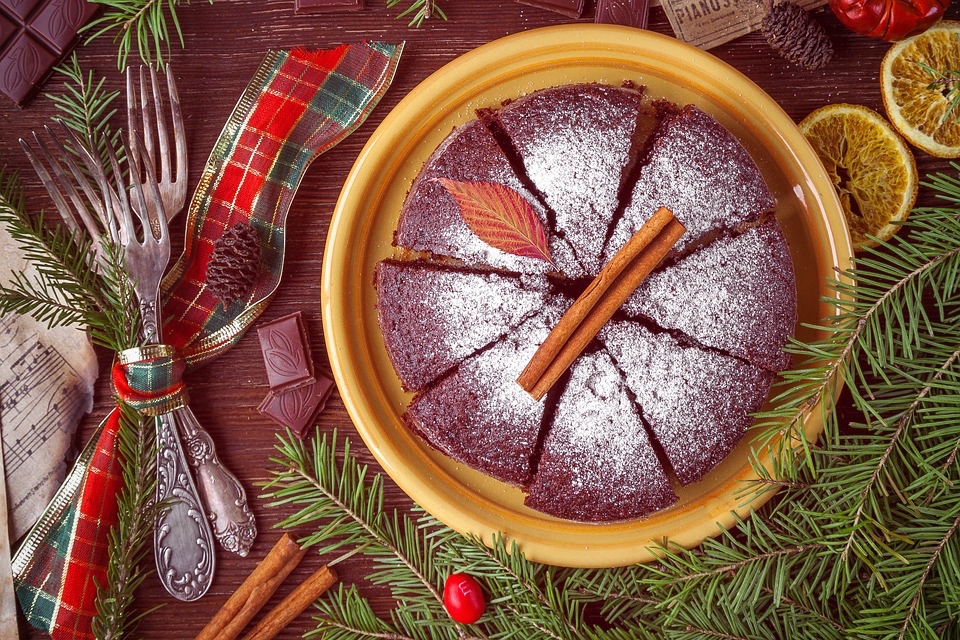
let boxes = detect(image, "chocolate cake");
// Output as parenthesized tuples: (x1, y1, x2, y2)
(375, 259, 550, 391)
(603, 104, 776, 261)
(374, 83, 796, 522)
(525, 350, 677, 521)
(403, 300, 569, 487)
(600, 320, 774, 485)
(393, 117, 581, 276)
(621, 218, 797, 372)
(488, 83, 659, 275)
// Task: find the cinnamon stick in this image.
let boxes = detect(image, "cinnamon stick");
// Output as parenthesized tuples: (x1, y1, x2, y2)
(195, 533, 308, 640)
(239, 565, 339, 640)
(517, 206, 685, 400)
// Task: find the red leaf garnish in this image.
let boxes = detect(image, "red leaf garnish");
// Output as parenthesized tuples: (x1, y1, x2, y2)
(437, 178, 554, 266)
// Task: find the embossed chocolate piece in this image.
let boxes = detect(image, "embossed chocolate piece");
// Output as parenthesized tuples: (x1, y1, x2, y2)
(595, 0, 649, 28)
(515, 0, 584, 18)
(0, 0, 98, 106)
(257, 376, 335, 435)
(294, 0, 363, 13)
(257, 311, 315, 391)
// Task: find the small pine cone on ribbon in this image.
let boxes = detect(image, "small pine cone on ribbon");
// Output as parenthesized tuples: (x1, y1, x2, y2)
(206, 222, 262, 308)
(762, 1, 834, 70)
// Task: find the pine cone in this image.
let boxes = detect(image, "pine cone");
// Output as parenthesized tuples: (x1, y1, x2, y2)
(206, 222, 261, 306)
(762, 1, 834, 71)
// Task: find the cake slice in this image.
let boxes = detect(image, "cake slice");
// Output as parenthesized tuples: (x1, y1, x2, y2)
(374, 259, 550, 391)
(622, 218, 797, 372)
(604, 104, 776, 262)
(524, 350, 677, 522)
(403, 299, 569, 487)
(393, 118, 581, 276)
(600, 320, 774, 485)
(489, 83, 659, 276)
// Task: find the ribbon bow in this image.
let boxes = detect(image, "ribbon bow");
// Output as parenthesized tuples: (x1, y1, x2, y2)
(12, 42, 403, 640)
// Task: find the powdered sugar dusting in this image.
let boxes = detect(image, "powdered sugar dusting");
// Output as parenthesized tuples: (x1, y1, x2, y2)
(525, 350, 676, 522)
(497, 85, 646, 275)
(403, 299, 569, 486)
(622, 218, 797, 371)
(600, 320, 774, 485)
(605, 105, 776, 262)
(376, 261, 549, 391)
(395, 118, 582, 276)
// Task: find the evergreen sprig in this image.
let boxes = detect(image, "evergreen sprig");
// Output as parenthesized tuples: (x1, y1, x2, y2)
(91, 402, 164, 640)
(386, 0, 447, 27)
(264, 163, 960, 640)
(47, 54, 125, 171)
(83, 0, 213, 70)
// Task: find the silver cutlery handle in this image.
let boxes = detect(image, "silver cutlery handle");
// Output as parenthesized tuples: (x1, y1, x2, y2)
(170, 406, 257, 557)
(154, 413, 216, 601)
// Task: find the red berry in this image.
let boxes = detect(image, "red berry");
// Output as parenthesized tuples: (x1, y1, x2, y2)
(443, 572, 485, 624)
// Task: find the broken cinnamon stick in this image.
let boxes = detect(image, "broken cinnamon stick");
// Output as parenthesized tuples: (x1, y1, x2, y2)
(517, 206, 685, 400)
(195, 533, 308, 640)
(239, 565, 339, 640)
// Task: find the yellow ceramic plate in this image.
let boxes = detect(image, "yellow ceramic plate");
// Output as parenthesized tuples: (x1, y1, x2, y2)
(322, 25, 852, 568)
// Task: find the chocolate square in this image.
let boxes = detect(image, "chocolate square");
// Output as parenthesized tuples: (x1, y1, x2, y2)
(0, 13, 16, 49)
(1, 0, 42, 20)
(294, 0, 364, 13)
(595, 0, 649, 28)
(258, 376, 335, 436)
(0, 31, 55, 106)
(515, 0, 584, 18)
(257, 311, 315, 391)
(30, 0, 97, 52)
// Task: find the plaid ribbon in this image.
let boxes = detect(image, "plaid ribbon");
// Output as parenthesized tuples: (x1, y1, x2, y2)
(12, 42, 403, 639)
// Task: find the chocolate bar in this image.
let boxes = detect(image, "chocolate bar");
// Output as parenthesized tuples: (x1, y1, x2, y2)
(294, 0, 364, 13)
(595, 0, 650, 28)
(258, 376, 335, 436)
(257, 311, 315, 391)
(0, 0, 98, 107)
(515, 0, 584, 18)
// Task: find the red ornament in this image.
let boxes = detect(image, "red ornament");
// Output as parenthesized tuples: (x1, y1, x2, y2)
(829, 0, 950, 41)
(443, 573, 485, 624)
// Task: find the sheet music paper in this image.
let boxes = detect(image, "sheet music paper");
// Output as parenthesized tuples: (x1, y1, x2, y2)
(0, 223, 98, 541)
(0, 437, 18, 639)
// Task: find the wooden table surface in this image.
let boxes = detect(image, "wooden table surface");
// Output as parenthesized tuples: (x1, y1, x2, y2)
(2, 1, 957, 637)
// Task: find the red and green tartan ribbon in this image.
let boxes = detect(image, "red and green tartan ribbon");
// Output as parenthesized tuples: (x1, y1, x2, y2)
(12, 41, 403, 640)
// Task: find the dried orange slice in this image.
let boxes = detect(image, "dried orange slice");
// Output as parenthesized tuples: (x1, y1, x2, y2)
(881, 20, 960, 158)
(799, 103, 917, 249)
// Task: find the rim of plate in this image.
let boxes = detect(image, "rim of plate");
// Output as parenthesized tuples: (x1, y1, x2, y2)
(321, 24, 852, 567)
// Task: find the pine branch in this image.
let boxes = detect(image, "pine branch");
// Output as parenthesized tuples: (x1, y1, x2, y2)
(385, 0, 447, 27)
(91, 402, 164, 640)
(46, 53, 124, 171)
(83, 0, 213, 70)
(262, 430, 483, 639)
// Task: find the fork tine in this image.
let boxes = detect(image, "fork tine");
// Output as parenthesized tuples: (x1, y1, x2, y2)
(166, 65, 187, 205)
(19, 136, 80, 234)
(138, 66, 156, 176)
(148, 66, 173, 186)
(125, 66, 143, 181)
(55, 121, 122, 245)
(103, 137, 136, 247)
(134, 133, 169, 244)
(45, 124, 110, 234)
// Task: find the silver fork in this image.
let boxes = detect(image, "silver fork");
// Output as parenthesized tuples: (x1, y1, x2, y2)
(90, 133, 217, 602)
(19, 124, 111, 268)
(127, 65, 187, 221)
(127, 65, 257, 557)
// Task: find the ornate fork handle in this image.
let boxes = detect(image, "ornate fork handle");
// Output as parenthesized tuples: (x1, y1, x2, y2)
(154, 412, 216, 601)
(169, 406, 256, 557)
